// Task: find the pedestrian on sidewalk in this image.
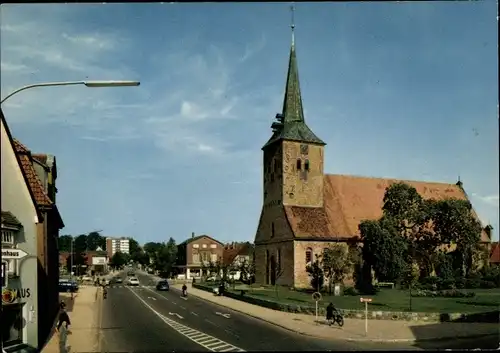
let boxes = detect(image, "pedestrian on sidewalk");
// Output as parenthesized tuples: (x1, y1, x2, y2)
(57, 302, 71, 334)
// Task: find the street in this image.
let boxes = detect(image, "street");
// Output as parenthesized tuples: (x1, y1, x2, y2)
(97, 272, 499, 352)
(99, 272, 403, 352)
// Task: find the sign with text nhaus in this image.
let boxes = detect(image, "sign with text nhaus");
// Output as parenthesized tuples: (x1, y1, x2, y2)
(92, 257, 107, 265)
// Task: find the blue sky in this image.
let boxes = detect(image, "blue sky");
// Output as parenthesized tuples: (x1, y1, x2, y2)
(1, 2, 498, 245)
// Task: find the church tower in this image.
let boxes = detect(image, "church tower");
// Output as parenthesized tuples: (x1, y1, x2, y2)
(262, 10, 326, 209)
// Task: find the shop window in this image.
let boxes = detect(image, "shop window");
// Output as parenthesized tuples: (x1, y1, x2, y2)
(2, 304, 24, 347)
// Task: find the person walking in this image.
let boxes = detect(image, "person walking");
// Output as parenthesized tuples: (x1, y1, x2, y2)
(57, 302, 71, 353)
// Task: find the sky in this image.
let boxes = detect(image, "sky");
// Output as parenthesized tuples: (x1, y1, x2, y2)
(0, 2, 498, 245)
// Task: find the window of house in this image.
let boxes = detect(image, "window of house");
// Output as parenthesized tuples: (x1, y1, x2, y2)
(210, 253, 218, 262)
(192, 254, 200, 263)
(271, 222, 275, 238)
(305, 248, 312, 264)
(210, 244, 217, 249)
(2, 304, 24, 347)
(296, 159, 302, 170)
(305, 160, 310, 171)
(201, 252, 209, 262)
(193, 244, 199, 248)
(202, 244, 207, 248)
(1, 230, 15, 245)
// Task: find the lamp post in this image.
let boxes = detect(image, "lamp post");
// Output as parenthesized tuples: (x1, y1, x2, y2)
(1, 80, 140, 104)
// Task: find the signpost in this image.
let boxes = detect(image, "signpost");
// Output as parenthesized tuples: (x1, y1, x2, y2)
(312, 292, 322, 323)
(360, 297, 373, 336)
(1, 248, 28, 260)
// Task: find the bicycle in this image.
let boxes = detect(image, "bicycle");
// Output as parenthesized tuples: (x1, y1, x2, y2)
(327, 311, 344, 327)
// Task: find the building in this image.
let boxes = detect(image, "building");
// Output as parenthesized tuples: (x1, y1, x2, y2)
(12, 139, 65, 347)
(253, 27, 493, 289)
(1, 110, 42, 351)
(490, 242, 500, 266)
(106, 237, 130, 258)
(176, 233, 224, 279)
(58, 250, 109, 275)
(222, 242, 254, 268)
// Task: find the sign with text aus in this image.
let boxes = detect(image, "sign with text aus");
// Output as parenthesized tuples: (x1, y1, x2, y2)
(92, 256, 107, 265)
(1, 248, 28, 260)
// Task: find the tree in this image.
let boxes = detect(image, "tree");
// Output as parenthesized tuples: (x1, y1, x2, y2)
(322, 244, 353, 294)
(110, 251, 128, 269)
(58, 235, 73, 252)
(306, 254, 324, 291)
(65, 252, 86, 274)
(87, 231, 105, 251)
(273, 260, 284, 298)
(154, 238, 178, 277)
(359, 217, 408, 283)
(431, 199, 482, 277)
(73, 234, 88, 254)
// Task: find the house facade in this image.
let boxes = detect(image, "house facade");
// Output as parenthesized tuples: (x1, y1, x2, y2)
(1, 110, 40, 351)
(253, 29, 492, 289)
(176, 233, 224, 279)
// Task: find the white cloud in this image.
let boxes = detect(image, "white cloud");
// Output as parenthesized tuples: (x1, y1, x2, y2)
(0, 6, 277, 161)
(471, 193, 499, 207)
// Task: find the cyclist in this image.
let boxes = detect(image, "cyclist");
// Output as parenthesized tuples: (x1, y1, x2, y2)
(326, 302, 336, 324)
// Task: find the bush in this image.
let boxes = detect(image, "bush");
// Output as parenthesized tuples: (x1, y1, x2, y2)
(343, 286, 359, 296)
(411, 289, 475, 298)
(465, 278, 482, 289)
(479, 280, 497, 289)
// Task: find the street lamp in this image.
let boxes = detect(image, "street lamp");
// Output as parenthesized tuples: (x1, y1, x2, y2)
(1, 80, 140, 104)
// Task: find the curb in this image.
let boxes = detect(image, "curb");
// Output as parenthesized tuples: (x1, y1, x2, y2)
(178, 283, 499, 344)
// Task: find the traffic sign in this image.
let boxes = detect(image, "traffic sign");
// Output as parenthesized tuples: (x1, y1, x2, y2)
(360, 297, 373, 303)
(312, 292, 322, 301)
(1, 248, 28, 260)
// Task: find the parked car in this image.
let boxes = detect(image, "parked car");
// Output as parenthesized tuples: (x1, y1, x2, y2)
(59, 279, 79, 293)
(156, 280, 169, 291)
(127, 277, 140, 286)
(115, 277, 123, 284)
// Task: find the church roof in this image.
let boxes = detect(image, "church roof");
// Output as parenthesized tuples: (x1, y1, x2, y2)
(284, 174, 491, 243)
(262, 31, 325, 149)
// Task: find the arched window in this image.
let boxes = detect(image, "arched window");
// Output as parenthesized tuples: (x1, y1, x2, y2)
(305, 159, 310, 171)
(277, 248, 282, 270)
(296, 159, 302, 170)
(305, 248, 313, 264)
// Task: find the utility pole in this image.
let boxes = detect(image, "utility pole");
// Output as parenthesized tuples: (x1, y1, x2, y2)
(70, 236, 74, 280)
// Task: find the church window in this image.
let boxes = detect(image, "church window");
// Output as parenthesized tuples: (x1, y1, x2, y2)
(296, 159, 302, 170)
(305, 160, 310, 171)
(271, 222, 275, 238)
(277, 248, 282, 270)
(274, 159, 279, 172)
(305, 248, 312, 264)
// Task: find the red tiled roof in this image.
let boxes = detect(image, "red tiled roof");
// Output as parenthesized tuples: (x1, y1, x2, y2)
(222, 243, 252, 266)
(284, 174, 490, 242)
(13, 139, 53, 208)
(32, 153, 48, 165)
(490, 243, 500, 264)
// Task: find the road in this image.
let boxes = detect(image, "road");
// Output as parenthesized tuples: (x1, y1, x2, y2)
(99, 271, 499, 352)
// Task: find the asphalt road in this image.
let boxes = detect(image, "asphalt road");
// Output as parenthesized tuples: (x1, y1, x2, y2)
(102, 272, 499, 351)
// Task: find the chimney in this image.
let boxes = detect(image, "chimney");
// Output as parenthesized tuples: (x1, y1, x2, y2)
(191, 232, 195, 239)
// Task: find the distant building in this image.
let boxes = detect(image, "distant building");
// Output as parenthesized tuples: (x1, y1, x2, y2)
(176, 233, 224, 279)
(106, 237, 130, 258)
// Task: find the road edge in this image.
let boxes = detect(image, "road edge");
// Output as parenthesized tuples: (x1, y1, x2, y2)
(169, 283, 499, 344)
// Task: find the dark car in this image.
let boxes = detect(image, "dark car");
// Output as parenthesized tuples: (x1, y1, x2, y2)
(59, 279, 79, 293)
(115, 277, 123, 284)
(156, 280, 169, 291)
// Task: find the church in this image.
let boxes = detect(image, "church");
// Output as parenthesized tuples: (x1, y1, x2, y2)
(253, 23, 492, 289)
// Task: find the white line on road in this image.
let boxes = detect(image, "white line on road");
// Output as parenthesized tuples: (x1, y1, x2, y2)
(180, 306, 186, 310)
(181, 296, 188, 300)
(191, 312, 199, 316)
(169, 312, 184, 319)
(126, 287, 245, 352)
(216, 312, 231, 319)
(147, 297, 157, 300)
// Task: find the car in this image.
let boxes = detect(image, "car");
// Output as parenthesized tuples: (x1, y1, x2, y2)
(59, 279, 79, 293)
(115, 277, 123, 284)
(127, 271, 135, 277)
(127, 277, 140, 286)
(156, 280, 169, 291)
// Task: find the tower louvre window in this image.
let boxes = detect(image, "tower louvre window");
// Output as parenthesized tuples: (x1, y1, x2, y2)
(271, 222, 275, 238)
(296, 159, 301, 170)
(305, 159, 310, 171)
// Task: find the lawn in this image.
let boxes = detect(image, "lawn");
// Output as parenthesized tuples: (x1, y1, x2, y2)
(199, 282, 500, 313)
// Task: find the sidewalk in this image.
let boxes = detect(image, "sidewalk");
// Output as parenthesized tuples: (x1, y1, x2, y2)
(173, 283, 499, 343)
(41, 286, 102, 352)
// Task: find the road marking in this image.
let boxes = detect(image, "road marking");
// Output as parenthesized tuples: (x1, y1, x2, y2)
(147, 296, 157, 300)
(127, 286, 245, 352)
(191, 311, 198, 316)
(181, 296, 188, 300)
(169, 312, 184, 319)
(180, 306, 186, 310)
(216, 312, 231, 319)
(211, 343, 232, 350)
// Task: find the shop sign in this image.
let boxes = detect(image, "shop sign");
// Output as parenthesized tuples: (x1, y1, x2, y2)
(2, 287, 31, 304)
